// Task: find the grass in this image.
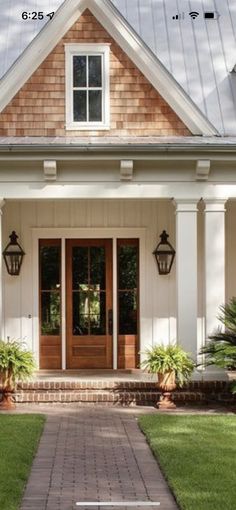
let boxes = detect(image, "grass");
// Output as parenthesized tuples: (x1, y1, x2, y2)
(0, 414, 45, 510)
(139, 414, 236, 510)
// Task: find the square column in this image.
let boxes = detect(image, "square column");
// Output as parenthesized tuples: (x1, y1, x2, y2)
(204, 200, 226, 338)
(0, 200, 5, 338)
(175, 200, 198, 357)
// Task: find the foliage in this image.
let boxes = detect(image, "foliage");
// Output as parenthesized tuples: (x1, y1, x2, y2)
(0, 339, 36, 390)
(141, 344, 195, 387)
(139, 414, 236, 510)
(199, 297, 236, 370)
(230, 381, 236, 394)
(0, 415, 45, 510)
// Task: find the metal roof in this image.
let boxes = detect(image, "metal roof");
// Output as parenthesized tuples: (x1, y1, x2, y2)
(0, 0, 236, 136)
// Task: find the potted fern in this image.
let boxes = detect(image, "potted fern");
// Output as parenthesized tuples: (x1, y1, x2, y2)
(199, 297, 236, 393)
(142, 344, 195, 409)
(0, 339, 36, 410)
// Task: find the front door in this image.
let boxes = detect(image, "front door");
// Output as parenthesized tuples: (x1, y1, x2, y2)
(66, 239, 113, 369)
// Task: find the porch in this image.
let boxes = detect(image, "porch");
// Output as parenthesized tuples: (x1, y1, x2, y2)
(1, 196, 236, 377)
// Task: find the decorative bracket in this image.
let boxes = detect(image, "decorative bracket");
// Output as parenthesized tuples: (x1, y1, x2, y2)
(196, 160, 211, 181)
(43, 160, 57, 181)
(120, 160, 133, 181)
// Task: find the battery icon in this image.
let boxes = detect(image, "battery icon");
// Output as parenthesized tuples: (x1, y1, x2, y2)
(204, 12, 220, 19)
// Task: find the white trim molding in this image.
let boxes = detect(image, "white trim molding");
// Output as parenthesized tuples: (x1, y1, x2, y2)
(0, 0, 218, 136)
(65, 43, 110, 130)
(43, 160, 57, 181)
(120, 160, 134, 181)
(196, 160, 211, 181)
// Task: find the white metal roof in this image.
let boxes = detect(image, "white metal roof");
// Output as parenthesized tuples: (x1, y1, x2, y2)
(0, 0, 236, 136)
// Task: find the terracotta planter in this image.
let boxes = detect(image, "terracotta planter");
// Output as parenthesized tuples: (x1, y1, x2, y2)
(158, 371, 177, 409)
(0, 371, 16, 410)
(0, 390, 16, 410)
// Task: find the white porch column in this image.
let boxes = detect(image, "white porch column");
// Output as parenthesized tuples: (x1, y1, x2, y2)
(0, 200, 5, 338)
(175, 200, 198, 357)
(204, 200, 226, 338)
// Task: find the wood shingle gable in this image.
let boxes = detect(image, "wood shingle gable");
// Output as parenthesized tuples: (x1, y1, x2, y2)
(0, 9, 190, 138)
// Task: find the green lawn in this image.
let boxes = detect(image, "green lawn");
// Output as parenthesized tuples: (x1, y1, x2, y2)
(139, 414, 236, 510)
(0, 415, 45, 510)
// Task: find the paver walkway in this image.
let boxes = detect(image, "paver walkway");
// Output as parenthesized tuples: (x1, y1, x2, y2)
(20, 406, 178, 510)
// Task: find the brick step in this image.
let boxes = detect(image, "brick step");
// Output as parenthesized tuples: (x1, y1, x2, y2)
(14, 389, 200, 404)
(1, 380, 234, 406)
(14, 388, 235, 405)
(16, 380, 229, 391)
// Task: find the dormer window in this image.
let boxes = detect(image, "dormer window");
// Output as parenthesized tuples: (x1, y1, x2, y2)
(65, 44, 110, 130)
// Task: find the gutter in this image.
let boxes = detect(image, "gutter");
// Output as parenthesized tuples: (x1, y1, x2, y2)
(0, 143, 236, 154)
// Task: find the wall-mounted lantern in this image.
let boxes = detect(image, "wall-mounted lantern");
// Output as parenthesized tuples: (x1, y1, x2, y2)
(3, 231, 25, 275)
(153, 230, 175, 275)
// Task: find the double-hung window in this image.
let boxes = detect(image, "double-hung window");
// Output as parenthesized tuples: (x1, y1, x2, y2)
(65, 44, 110, 130)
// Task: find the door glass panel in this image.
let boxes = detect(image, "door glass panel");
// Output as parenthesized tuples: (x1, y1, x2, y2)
(119, 291, 137, 335)
(118, 245, 138, 289)
(73, 247, 88, 289)
(72, 245, 107, 336)
(90, 247, 105, 289)
(40, 242, 61, 337)
(118, 241, 139, 335)
(41, 292, 60, 335)
(73, 292, 89, 335)
(40, 246, 60, 290)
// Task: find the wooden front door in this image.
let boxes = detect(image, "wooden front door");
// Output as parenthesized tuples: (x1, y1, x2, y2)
(66, 239, 113, 369)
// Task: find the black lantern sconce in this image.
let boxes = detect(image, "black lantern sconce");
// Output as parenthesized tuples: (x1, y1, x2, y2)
(153, 230, 175, 275)
(3, 231, 25, 275)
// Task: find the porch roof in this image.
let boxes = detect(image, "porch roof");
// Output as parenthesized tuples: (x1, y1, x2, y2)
(1, 136, 236, 153)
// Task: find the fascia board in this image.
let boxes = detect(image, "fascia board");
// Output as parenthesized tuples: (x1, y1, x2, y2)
(0, 0, 218, 137)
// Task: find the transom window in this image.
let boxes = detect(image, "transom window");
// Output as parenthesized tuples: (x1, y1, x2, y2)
(65, 44, 110, 130)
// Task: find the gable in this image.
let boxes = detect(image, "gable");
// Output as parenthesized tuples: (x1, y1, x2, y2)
(0, 0, 218, 137)
(0, 9, 190, 138)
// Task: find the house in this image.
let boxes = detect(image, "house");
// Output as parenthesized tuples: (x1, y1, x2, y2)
(0, 0, 235, 379)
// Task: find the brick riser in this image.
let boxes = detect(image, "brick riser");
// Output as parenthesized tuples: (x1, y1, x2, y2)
(10, 380, 236, 405)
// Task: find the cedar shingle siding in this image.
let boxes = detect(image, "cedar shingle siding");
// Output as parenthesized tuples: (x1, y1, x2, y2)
(0, 9, 190, 137)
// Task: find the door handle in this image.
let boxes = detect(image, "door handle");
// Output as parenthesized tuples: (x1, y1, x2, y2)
(108, 309, 113, 336)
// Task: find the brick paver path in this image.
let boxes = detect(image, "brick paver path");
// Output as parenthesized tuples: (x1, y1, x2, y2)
(20, 407, 178, 510)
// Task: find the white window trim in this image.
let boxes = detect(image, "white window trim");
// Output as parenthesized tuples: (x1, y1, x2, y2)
(65, 43, 110, 131)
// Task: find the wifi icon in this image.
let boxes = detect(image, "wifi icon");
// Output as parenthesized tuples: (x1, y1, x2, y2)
(189, 11, 199, 19)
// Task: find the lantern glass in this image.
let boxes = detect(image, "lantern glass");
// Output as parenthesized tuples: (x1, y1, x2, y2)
(153, 230, 175, 275)
(3, 231, 25, 276)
